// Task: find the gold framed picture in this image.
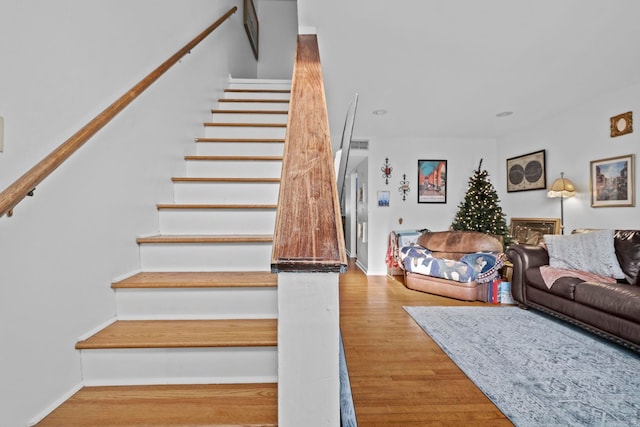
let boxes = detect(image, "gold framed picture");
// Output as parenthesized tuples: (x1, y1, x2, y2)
(590, 154, 635, 207)
(509, 217, 561, 245)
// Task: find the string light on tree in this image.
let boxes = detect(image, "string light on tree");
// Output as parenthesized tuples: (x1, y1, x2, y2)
(450, 159, 511, 246)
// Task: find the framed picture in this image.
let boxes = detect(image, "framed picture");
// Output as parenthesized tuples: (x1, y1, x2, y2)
(243, 0, 259, 60)
(509, 217, 561, 245)
(377, 191, 390, 207)
(506, 150, 546, 192)
(590, 154, 635, 207)
(418, 160, 447, 203)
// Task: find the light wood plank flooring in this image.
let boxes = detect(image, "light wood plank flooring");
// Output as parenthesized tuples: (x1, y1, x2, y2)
(340, 260, 513, 426)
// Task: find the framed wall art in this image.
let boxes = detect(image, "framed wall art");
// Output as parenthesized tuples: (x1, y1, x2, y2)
(418, 160, 447, 203)
(509, 217, 561, 245)
(243, 0, 259, 60)
(590, 154, 635, 207)
(506, 150, 546, 192)
(377, 191, 390, 207)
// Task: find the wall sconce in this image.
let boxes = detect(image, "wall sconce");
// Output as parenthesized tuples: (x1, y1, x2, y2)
(398, 174, 410, 201)
(547, 172, 576, 234)
(381, 158, 393, 184)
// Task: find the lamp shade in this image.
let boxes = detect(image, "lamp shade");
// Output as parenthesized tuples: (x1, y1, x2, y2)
(547, 172, 576, 198)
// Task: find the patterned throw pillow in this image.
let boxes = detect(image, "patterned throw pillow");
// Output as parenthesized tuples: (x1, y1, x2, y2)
(543, 230, 625, 279)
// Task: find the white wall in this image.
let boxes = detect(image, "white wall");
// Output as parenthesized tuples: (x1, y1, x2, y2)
(353, 159, 369, 271)
(497, 82, 640, 232)
(362, 136, 497, 275)
(257, 0, 297, 78)
(0, 1, 257, 425)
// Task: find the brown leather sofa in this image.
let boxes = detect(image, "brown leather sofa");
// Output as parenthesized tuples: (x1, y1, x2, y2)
(403, 231, 504, 301)
(506, 230, 640, 351)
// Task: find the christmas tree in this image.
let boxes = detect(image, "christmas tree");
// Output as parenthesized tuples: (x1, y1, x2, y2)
(450, 160, 511, 246)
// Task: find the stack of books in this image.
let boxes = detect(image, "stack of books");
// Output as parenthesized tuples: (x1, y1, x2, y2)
(477, 279, 514, 304)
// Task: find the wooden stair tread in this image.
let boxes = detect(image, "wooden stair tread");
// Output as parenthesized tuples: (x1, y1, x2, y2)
(194, 137, 285, 143)
(218, 98, 289, 103)
(136, 234, 273, 244)
(211, 109, 288, 114)
(171, 177, 280, 183)
(156, 203, 277, 210)
(204, 122, 287, 127)
(184, 155, 283, 161)
(224, 88, 290, 93)
(35, 383, 277, 427)
(76, 319, 278, 349)
(113, 271, 277, 289)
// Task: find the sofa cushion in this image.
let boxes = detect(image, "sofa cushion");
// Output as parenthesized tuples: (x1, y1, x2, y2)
(575, 281, 640, 323)
(544, 230, 625, 279)
(525, 268, 581, 300)
(614, 230, 640, 285)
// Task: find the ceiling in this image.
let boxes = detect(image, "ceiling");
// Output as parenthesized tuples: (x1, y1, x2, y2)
(296, 0, 640, 150)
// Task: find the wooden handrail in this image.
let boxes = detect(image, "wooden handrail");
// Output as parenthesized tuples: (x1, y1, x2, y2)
(271, 34, 348, 273)
(0, 7, 237, 218)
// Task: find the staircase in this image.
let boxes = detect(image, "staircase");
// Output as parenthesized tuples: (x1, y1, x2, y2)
(34, 78, 290, 426)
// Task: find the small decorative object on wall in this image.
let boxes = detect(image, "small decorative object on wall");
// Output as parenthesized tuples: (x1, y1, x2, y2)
(358, 183, 366, 204)
(243, 0, 259, 60)
(418, 160, 447, 203)
(610, 111, 633, 137)
(398, 174, 410, 201)
(509, 217, 561, 245)
(590, 154, 635, 207)
(506, 149, 546, 192)
(381, 158, 393, 184)
(377, 191, 390, 207)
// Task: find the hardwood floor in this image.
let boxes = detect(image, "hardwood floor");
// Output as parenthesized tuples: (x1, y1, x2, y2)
(340, 260, 513, 426)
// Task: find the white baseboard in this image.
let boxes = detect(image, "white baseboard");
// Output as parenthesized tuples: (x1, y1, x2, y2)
(355, 259, 367, 274)
(26, 383, 82, 427)
(76, 316, 117, 342)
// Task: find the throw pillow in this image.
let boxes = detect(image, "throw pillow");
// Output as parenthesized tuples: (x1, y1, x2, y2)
(543, 230, 625, 279)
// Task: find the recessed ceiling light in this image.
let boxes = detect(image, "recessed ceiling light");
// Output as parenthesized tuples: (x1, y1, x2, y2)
(496, 111, 513, 117)
(372, 109, 388, 116)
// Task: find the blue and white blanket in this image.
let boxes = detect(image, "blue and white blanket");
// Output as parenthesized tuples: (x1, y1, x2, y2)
(400, 244, 505, 283)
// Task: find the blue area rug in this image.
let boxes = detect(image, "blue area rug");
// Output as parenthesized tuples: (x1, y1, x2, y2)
(404, 306, 640, 427)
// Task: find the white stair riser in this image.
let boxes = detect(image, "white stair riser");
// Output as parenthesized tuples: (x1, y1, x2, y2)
(204, 125, 286, 139)
(115, 287, 277, 319)
(196, 141, 284, 157)
(222, 91, 290, 100)
(228, 78, 291, 89)
(173, 182, 280, 204)
(216, 101, 289, 111)
(139, 242, 273, 272)
(210, 112, 288, 124)
(185, 160, 282, 178)
(80, 347, 277, 386)
(158, 209, 276, 234)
